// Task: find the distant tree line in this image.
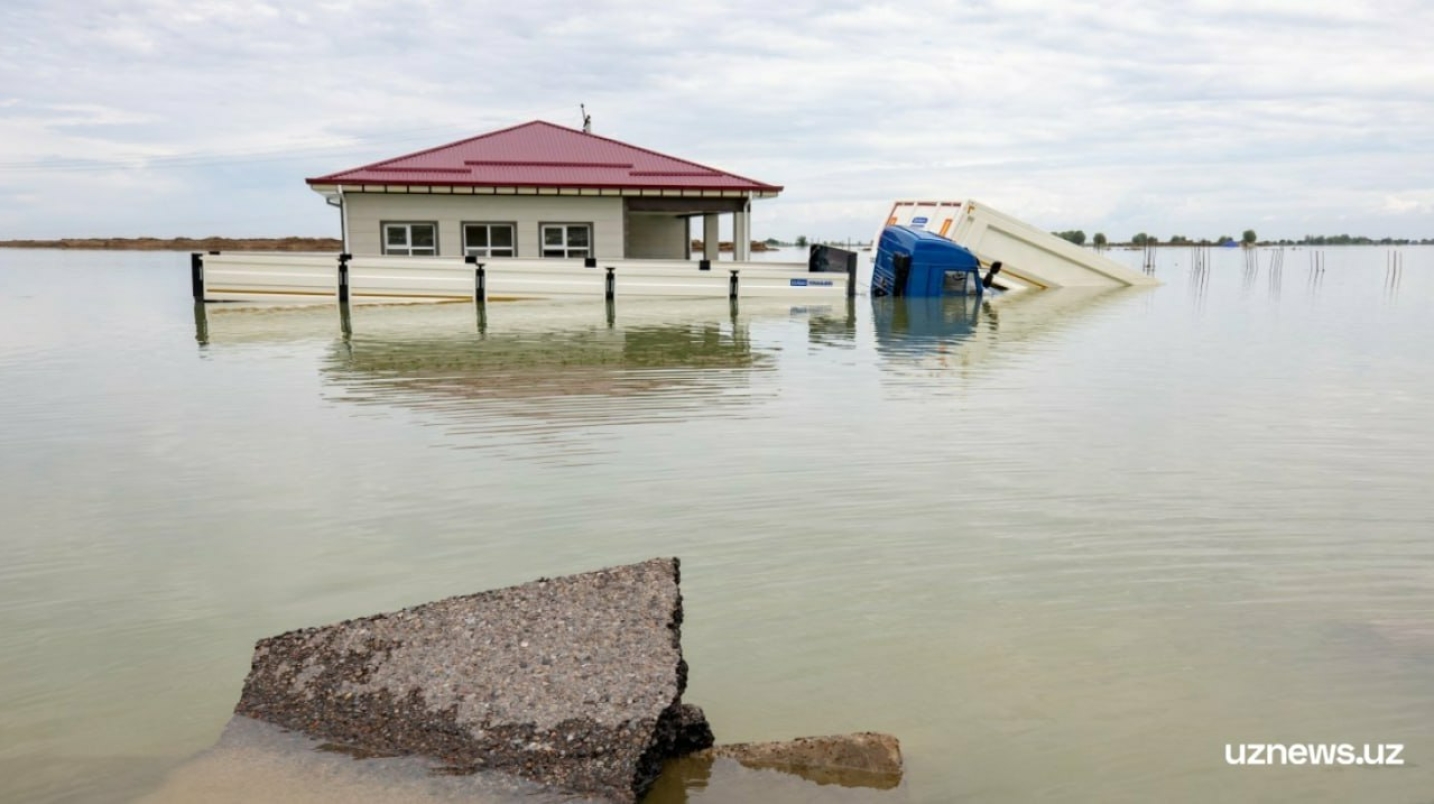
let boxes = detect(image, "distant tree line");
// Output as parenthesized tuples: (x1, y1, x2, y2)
(1084, 229, 1432, 247)
(768, 230, 1433, 250)
(1289, 234, 1431, 246)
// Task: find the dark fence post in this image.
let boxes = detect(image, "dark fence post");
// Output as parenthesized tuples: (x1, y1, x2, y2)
(699, 258, 711, 271)
(466, 256, 486, 303)
(846, 251, 857, 298)
(190, 252, 205, 301)
(729, 269, 739, 300)
(605, 266, 616, 301)
(337, 253, 352, 303)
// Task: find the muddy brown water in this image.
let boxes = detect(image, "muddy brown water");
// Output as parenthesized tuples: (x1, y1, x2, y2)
(1, 247, 1431, 802)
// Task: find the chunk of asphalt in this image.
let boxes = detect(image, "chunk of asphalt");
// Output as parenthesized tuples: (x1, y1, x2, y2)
(233, 557, 711, 803)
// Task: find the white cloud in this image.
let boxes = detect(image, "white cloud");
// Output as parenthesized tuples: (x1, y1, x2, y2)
(1383, 192, 1434, 215)
(0, 0, 1430, 239)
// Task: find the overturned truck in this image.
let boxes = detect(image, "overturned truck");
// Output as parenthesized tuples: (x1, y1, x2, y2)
(878, 199, 1159, 291)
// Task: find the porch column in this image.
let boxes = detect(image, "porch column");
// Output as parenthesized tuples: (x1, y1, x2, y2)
(733, 198, 751, 261)
(703, 213, 720, 261)
(338, 187, 350, 254)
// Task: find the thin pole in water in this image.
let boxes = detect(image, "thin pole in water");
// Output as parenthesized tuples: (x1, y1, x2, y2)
(1386, 250, 1403, 293)
(473, 261, 488, 333)
(465, 255, 488, 304)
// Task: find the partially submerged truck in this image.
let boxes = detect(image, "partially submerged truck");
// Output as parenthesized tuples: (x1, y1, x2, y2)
(877, 200, 1159, 291)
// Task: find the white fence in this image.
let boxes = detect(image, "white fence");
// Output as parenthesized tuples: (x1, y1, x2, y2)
(196, 253, 853, 303)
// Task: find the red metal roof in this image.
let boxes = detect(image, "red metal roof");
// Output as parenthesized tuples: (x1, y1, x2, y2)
(307, 121, 782, 193)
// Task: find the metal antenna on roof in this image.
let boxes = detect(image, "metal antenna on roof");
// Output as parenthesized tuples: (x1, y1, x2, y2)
(581, 104, 592, 134)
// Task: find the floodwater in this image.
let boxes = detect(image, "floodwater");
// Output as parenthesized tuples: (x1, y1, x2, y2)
(0, 245, 1431, 803)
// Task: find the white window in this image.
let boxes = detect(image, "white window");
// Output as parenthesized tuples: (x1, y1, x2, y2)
(463, 223, 516, 257)
(383, 222, 437, 256)
(540, 223, 592, 259)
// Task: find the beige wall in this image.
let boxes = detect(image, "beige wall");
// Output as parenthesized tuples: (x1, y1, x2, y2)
(624, 212, 689, 259)
(343, 193, 624, 258)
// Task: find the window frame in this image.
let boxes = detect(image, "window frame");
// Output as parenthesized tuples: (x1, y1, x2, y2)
(381, 221, 439, 257)
(461, 221, 518, 258)
(539, 222, 594, 259)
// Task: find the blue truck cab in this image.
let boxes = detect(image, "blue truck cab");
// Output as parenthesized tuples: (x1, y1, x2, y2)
(871, 225, 985, 298)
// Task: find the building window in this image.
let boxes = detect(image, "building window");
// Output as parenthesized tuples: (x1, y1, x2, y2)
(383, 222, 438, 256)
(463, 223, 516, 257)
(540, 223, 591, 259)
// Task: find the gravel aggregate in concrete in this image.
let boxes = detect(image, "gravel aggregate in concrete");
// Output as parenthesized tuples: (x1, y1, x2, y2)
(235, 558, 710, 803)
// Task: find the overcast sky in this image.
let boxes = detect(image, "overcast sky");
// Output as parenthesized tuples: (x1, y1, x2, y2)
(2, 0, 1431, 241)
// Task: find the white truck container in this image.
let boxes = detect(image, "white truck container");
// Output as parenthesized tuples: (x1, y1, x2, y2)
(879, 200, 1158, 290)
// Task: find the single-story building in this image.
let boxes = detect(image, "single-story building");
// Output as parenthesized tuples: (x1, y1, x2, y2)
(306, 121, 782, 262)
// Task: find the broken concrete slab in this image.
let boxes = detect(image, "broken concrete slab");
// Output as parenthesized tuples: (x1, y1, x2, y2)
(694, 733, 903, 788)
(233, 557, 710, 803)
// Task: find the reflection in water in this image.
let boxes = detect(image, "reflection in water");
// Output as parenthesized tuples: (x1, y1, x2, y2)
(139, 717, 593, 804)
(1188, 256, 1211, 314)
(871, 296, 981, 358)
(317, 304, 772, 437)
(805, 299, 858, 349)
(195, 291, 1148, 431)
(646, 756, 907, 804)
(326, 321, 760, 398)
(192, 302, 209, 347)
(1242, 259, 1258, 294)
(864, 288, 1139, 384)
(1384, 250, 1405, 301)
(144, 718, 908, 804)
(1307, 255, 1325, 298)
(197, 300, 804, 461)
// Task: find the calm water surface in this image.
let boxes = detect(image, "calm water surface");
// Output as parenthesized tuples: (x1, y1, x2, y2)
(1, 246, 1431, 803)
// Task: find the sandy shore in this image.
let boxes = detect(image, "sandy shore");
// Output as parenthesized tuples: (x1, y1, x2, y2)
(0, 237, 341, 252)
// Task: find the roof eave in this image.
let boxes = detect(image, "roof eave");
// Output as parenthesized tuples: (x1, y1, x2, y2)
(307, 178, 782, 196)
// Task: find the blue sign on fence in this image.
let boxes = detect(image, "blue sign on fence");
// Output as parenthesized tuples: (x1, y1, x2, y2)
(911, 216, 929, 229)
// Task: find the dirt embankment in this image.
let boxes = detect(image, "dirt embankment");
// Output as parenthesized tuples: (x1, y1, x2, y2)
(0, 237, 343, 252)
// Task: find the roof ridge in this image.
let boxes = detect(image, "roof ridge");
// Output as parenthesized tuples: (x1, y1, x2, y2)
(555, 121, 777, 188)
(308, 120, 550, 183)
